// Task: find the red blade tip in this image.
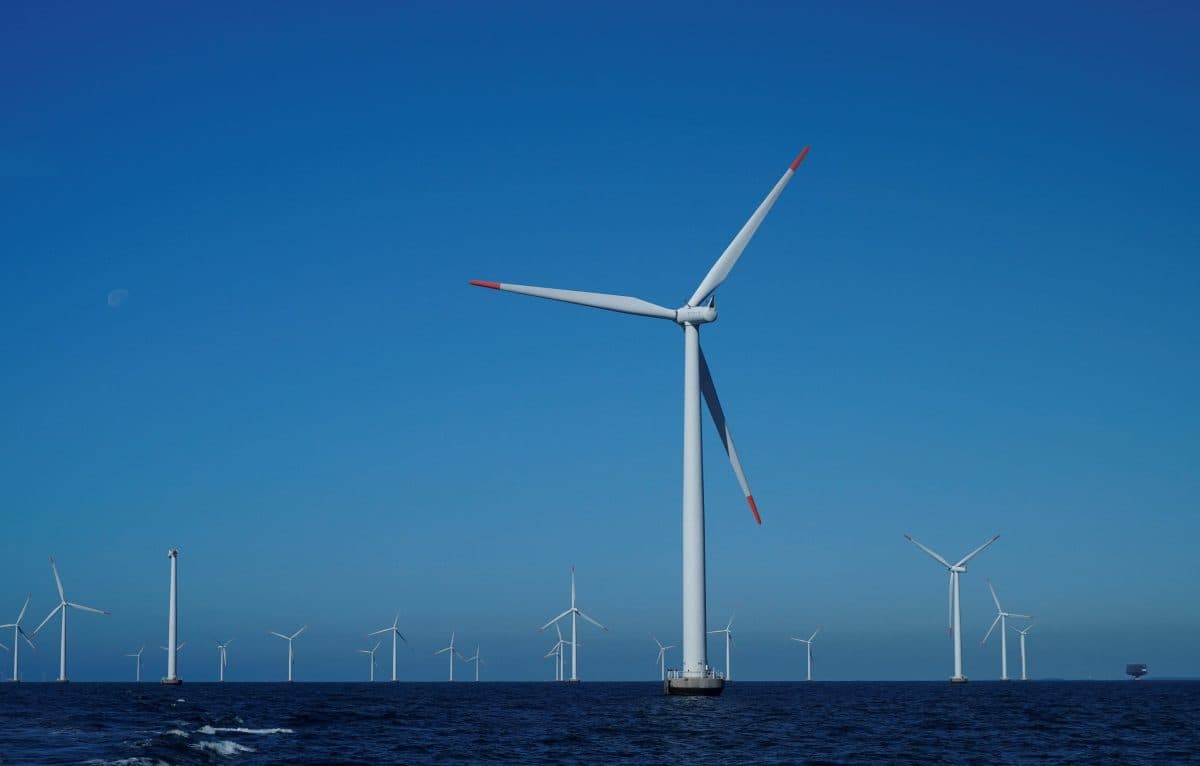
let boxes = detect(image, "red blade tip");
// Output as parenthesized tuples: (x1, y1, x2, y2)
(469, 280, 500, 289)
(790, 146, 811, 171)
(747, 495, 762, 525)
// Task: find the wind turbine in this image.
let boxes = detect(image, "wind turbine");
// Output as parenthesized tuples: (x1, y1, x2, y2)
(652, 635, 677, 681)
(904, 534, 999, 683)
(159, 641, 186, 653)
(368, 612, 408, 682)
(463, 645, 483, 682)
(544, 623, 567, 681)
(125, 646, 144, 682)
(707, 615, 735, 681)
(1010, 622, 1035, 681)
(434, 631, 466, 681)
(790, 626, 821, 681)
(216, 639, 232, 682)
(31, 557, 111, 682)
(357, 641, 382, 682)
(539, 566, 607, 683)
(981, 580, 1032, 681)
(471, 148, 810, 696)
(0, 595, 36, 682)
(268, 625, 307, 682)
(162, 548, 182, 685)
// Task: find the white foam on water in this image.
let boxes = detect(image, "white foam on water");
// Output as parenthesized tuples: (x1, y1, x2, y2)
(191, 740, 256, 756)
(85, 759, 170, 766)
(197, 725, 294, 736)
(164, 728, 190, 737)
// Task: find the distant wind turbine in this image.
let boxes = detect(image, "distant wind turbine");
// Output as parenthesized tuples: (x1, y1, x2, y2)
(216, 639, 232, 682)
(434, 631, 466, 681)
(707, 615, 735, 681)
(463, 645, 483, 682)
(31, 557, 110, 682)
(357, 641, 382, 682)
(905, 534, 999, 683)
(539, 566, 606, 682)
(368, 612, 408, 682)
(544, 623, 567, 682)
(652, 635, 677, 681)
(125, 646, 144, 682)
(471, 149, 810, 696)
(0, 595, 36, 682)
(159, 641, 186, 653)
(981, 579, 1032, 681)
(790, 626, 821, 681)
(1010, 622, 1035, 681)
(268, 625, 307, 682)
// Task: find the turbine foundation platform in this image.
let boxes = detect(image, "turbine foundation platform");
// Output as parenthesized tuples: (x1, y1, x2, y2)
(665, 677, 724, 696)
(161, 677, 183, 685)
(950, 676, 968, 684)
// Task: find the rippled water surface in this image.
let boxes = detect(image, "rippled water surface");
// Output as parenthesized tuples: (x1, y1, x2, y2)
(1, 681, 1197, 764)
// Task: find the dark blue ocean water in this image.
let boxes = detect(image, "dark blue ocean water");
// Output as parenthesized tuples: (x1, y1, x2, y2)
(1, 681, 1196, 765)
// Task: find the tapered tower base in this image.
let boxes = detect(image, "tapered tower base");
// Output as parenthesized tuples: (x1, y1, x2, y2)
(161, 678, 183, 685)
(950, 676, 968, 684)
(665, 677, 724, 696)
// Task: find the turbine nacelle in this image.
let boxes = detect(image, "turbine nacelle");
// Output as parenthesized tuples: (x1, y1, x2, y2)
(950, 565, 967, 573)
(674, 304, 717, 326)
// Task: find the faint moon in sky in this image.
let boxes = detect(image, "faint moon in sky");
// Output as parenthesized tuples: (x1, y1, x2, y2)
(107, 288, 129, 308)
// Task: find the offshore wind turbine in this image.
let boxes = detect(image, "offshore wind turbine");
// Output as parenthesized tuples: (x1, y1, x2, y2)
(1011, 623, 1035, 681)
(434, 631, 466, 681)
(905, 534, 999, 683)
(652, 635, 677, 681)
(471, 148, 810, 695)
(981, 580, 1032, 681)
(125, 646, 144, 682)
(31, 557, 111, 682)
(544, 623, 567, 682)
(707, 615, 735, 681)
(368, 612, 408, 682)
(790, 627, 821, 681)
(216, 639, 232, 682)
(357, 641, 382, 682)
(268, 625, 307, 682)
(0, 595, 36, 682)
(162, 548, 182, 685)
(463, 645, 483, 682)
(539, 566, 607, 683)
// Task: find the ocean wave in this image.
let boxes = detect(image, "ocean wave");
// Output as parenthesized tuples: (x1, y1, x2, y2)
(85, 759, 171, 766)
(196, 725, 293, 735)
(163, 729, 190, 738)
(190, 740, 256, 756)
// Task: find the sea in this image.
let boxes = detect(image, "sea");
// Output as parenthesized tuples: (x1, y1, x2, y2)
(1, 681, 1197, 765)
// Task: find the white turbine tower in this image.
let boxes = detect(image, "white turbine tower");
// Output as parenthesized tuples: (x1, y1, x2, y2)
(539, 566, 607, 683)
(544, 623, 567, 682)
(652, 635, 677, 681)
(981, 579, 1032, 681)
(1011, 623, 1035, 681)
(472, 148, 810, 695)
(32, 557, 111, 682)
(463, 645, 483, 682)
(368, 612, 408, 682)
(790, 626, 821, 681)
(125, 646, 144, 682)
(905, 534, 999, 683)
(0, 595, 36, 682)
(268, 625, 306, 682)
(707, 615, 735, 682)
(162, 548, 182, 685)
(216, 639, 232, 682)
(434, 631, 466, 681)
(357, 641, 382, 682)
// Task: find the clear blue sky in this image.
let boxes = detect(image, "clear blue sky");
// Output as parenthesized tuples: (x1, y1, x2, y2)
(2, 2, 1197, 682)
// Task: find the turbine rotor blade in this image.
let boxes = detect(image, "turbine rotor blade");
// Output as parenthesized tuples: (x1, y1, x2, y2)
(687, 147, 809, 307)
(905, 535, 952, 569)
(50, 558, 65, 601)
(470, 281, 676, 320)
(982, 614, 1001, 645)
(66, 602, 109, 616)
(988, 579, 1002, 612)
(291, 625, 307, 639)
(32, 604, 63, 636)
(539, 609, 572, 631)
(268, 631, 289, 640)
(955, 535, 1000, 567)
(17, 594, 30, 624)
(698, 347, 761, 523)
(577, 611, 607, 632)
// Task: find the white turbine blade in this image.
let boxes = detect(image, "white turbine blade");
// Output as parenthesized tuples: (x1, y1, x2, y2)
(687, 148, 810, 307)
(1008, 612, 1034, 620)
(0, 642, 8, 652)
(268, 631, 289, 640)
(904, 535, 952, 569)
(434, 646, 451, 655)
(374, 641, 382, 652)
(392, 612, 400, 629)
(356, 649, 370, 655)
(20, 630, 36, 650)
(554, 623, 563, 641)
(809, 626, 821, 642)
(470, 281, 676, 320)
(66, 602, 110, 616)
(32, 604, 63, 636)
(955, 535, 1000, 567)
(570, 566, 576, 607)
(539, 609, 572, 631)
(987, 579, 1002, 612)
(726, 614, 735, 631)
(291, 625, 307, 640)
(397, 632, 408, 645)
(699, 347, 761, 524)
(368, 627, 391, 637)
(578, 610, 607, 631)
(49, 557, 65, 601)
(16, 594, 30, 624)
(981, 614, 1001, 645)
(177, 641, 186, 651)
